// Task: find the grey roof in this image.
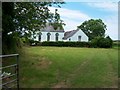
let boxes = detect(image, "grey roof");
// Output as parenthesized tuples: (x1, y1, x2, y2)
(41, 30, 64, 32)
(41, 23, 64, 32)
(63, 30, 79, 40)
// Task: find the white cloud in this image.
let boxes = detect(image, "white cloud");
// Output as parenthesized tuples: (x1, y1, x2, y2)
(49, 7, 91, 31)
(49, 7, 91, 21)
(103, 16, 118, 40)
(61, 18, 81, 31)
(49, 6, 118, 40)
(87, 2, 118, 12)
(64, 0, 119, 2)
(86, 2, 118, 40)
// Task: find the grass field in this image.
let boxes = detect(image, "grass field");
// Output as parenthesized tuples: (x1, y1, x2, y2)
(19, 46, 118, 88)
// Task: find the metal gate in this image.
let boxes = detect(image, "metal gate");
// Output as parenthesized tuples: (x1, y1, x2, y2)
(0, 54, 19, 90)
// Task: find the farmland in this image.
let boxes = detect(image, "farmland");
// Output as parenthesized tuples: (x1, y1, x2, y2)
(19, 46, 118, 88)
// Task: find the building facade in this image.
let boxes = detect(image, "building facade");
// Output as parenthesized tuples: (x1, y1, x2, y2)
(63, 30, 88, 42)
(33, 24, 88, 42)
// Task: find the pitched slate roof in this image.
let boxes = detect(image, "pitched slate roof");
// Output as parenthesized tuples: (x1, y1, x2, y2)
(63, 30, 79, 40)
(41, 23, 64, 32)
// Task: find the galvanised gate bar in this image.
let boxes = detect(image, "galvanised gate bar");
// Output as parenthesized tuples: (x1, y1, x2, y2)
(0, 54, 19, 90)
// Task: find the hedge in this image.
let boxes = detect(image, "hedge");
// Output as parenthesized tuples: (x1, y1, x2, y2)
(29, 38, 113, 48)
(113, 41, 120, 47)
(41, 41, 91, 47)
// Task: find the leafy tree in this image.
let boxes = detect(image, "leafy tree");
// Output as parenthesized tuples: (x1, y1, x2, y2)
(77, 19, 107, 41)
(49, 9, 66, 30)
(2, 2, 17, 54)
(2, 2, 65, 54)
(14, 2, 65, 38)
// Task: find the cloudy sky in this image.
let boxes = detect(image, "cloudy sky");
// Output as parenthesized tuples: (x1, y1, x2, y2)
(49, 0, 119, 40)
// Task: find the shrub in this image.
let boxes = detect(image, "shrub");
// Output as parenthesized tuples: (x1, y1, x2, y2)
(106, 36, 113, 48)
(29, 39, 40, 46)
(91, 36, 113, 48)
(91, 36, 101, 48)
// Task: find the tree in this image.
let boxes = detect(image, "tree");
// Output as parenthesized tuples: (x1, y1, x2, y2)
(49, 9, 66, 30)
(14, 2, 65, 38)
(2, 2, 17, 54)
(2, 2, 65, 54)
(77, 19, 107, 41)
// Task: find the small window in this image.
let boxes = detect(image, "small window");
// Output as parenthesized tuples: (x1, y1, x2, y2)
(78, 36, 81, 41)
(55, 33, 59, 41)
(47, 32, 51, 41)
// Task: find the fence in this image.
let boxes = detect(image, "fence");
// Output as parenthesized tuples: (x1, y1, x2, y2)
(0, 54, 19, 90)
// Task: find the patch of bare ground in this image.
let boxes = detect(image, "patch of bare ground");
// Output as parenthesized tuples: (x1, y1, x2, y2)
(31, 83, 46, 88)
(52, 81, 70, 88)
(34, 57, 52, 69)
(52, 59, 91, 88)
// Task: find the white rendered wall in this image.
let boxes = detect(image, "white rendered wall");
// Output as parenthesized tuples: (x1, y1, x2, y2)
(64, 30, 88, 42)
(34, 32, 64, 42)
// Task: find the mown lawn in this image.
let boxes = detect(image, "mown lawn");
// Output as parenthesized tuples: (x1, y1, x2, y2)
(19, 46, 118, 88)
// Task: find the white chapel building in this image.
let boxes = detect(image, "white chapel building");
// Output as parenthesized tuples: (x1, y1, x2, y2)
(33, 24, 88, 42)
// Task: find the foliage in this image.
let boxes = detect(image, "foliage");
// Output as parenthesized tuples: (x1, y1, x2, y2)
(77, 19, 107, 41)
(91, 36, 113, 48)
(29, 39, 40, 46)
(2, 3, 15, 36)
(106, 36, 113, 47)
(49, 9, 66, 30)
(40, 41, 90, 47)
(113, 41, 120, 47)
(29, 39, 113, 48)
(14, 2, 65, 37)
(2, 2, 65, 54)
(2, 2, 20, 54)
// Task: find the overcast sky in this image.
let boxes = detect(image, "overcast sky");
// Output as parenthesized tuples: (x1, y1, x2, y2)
(49, 0, 119, 40)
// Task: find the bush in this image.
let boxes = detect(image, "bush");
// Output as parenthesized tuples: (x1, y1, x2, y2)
(106, 36, 113, 48)
(113, 41, 120, 48)
(29, 39, 40, 46)
(91, 36, 113, 48)
(41, 41, 90, 47)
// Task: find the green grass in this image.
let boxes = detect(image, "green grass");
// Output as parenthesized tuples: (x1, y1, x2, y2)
(19, 46, 118, 88)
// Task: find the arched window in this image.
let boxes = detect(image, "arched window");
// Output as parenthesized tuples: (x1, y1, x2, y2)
(55, 33, 59, 41)
(47, 32, 51, 41)
(39, 32, 42, 41)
